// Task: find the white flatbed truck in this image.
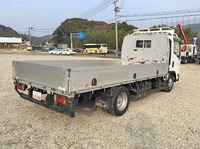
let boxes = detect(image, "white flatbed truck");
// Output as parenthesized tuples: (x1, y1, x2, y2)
(13, 27, 181, 117)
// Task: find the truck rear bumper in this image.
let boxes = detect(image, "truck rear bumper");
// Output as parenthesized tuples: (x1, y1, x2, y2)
(15, 85, 76, 117)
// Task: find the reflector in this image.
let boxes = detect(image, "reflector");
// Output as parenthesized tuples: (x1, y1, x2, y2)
(17, 83, 23, 90)
(62, 97, 66, 105)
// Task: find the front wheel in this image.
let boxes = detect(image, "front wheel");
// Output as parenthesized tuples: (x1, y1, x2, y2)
(163, 74, 174, 92)
(110, 86, 130, 116)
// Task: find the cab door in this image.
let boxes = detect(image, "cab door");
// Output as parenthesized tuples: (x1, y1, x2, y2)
(169, 38, 181, 81)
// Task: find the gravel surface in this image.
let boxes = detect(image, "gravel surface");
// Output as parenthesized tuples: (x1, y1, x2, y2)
(0, 53, 200, 149)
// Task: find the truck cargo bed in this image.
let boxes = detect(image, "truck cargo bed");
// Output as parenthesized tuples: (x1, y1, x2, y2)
(13, 60, 168, 95)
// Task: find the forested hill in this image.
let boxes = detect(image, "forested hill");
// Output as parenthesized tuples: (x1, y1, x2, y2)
(53, 18, 137, 49)
(0, 25, 20, 37)
(0, 25, 53, 45)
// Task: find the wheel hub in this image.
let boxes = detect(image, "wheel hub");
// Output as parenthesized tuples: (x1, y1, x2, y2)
(117, 92, 128, 111)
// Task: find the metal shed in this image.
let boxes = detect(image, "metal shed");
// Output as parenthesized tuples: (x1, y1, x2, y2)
(0, 37, 22, 49)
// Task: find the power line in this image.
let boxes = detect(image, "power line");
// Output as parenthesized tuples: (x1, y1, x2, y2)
(81, 0, 113, 19)
(32, 27, 57, 31)
(18, 31, 29, 34)
(80, 0, 114, 19)
(31, 30, 54, 33)
(107, 8, 200, 23)
(80, 0, 110, 18)
(119, 8, 200, 18)
(106, 18, 115, 23)
(122, 13, 200, 22)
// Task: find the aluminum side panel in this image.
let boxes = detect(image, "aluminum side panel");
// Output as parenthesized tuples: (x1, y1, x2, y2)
(70, 63, 168, 93)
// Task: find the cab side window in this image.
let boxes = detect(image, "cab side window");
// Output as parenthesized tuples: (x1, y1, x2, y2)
(136, 40, 143, 48)
(136, 40, 151, 48)
(144, 40, 151, 48)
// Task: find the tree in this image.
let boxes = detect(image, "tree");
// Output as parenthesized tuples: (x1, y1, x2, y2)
(53, 18, 137, 49)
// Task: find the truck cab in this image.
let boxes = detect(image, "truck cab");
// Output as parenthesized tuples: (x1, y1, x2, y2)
(122, 27, 181, 82)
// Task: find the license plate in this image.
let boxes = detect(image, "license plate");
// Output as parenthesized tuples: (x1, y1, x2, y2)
(32, 91, 42, 101)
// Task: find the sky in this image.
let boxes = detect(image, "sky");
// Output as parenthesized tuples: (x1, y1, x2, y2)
(0, 0, 200, 37)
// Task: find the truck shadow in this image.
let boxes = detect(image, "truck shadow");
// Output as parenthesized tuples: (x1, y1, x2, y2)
(59, 98, 97, 117)
(72, 99, 96, 117)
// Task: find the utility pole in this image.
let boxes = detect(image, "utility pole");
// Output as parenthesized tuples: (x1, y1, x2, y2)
(28, 27, 33, 46)
(70, 33, 73, 50)
(115, 0, 119, 58)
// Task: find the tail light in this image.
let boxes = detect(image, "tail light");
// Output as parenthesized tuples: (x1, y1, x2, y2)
(56, 95, 67, 105)
(16, 83, 26, 91)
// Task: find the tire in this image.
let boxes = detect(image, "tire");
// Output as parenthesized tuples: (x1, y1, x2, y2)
(182, 58, 187, 64)
(164, 74, 174, 92)
(192, 58, 196, 63)
(110, 86, 130, 116)
(184, 58, 187, 64)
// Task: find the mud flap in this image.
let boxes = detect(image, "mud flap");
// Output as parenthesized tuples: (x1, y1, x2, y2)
(95, 92, 111, 110)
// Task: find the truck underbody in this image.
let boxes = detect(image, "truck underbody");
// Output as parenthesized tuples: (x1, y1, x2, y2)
(14, 74, 174, 117)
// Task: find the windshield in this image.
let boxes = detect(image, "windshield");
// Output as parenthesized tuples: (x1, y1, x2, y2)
(84, 45, 101, 49)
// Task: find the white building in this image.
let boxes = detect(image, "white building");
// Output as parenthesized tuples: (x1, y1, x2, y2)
(0, 37, 22, 49)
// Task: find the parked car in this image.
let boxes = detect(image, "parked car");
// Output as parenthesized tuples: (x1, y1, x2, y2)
(48, 49, 58, 55)
(62, 48, 76, 55)
(55, 49, 63, 55)
(73, 49, 82, 53)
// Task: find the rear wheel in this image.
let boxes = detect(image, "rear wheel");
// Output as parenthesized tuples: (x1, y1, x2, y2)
(110, 86, 130, 116)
